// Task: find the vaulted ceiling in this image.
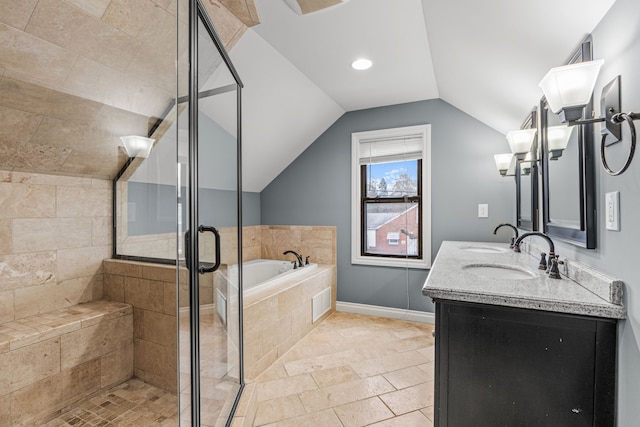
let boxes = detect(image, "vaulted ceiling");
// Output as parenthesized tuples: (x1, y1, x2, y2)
(234, 0, 615, 190)
(0, 0, 616, 192)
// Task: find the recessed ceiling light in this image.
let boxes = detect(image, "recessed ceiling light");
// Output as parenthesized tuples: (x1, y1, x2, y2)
(351, 58, 372, 71)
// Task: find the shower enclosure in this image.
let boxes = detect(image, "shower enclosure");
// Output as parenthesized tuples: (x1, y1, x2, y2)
(0, 0, 243, 425)
(178, 2, 244, 425)
(114, 1, 245, 425)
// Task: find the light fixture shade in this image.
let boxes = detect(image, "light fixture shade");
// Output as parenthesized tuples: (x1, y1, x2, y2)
(539, 59, 604, 120)
(506, 128, 537, 157)
(547, 125, 574, 151)
(120, 135, 154, 158)
(494, 153, 513, 176)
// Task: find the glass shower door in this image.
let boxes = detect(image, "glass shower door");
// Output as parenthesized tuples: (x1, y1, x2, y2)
(178, 1, 243, 425)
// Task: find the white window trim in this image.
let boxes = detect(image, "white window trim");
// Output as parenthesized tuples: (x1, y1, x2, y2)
(351, 124, 432, 269)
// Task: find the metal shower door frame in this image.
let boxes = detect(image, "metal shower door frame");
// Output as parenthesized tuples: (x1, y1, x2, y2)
(186, 1, 244, 425)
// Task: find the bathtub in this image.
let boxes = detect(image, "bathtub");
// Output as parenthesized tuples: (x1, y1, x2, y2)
(238, 259, 318, 296)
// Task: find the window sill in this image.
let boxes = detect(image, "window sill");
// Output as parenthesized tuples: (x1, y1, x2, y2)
(351, 254, 431, 269)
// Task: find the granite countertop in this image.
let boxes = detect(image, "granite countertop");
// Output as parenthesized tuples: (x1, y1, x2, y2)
(422, 241, 625, 319)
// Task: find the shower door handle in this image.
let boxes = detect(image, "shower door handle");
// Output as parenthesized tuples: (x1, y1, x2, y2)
(197, 225, 221, 274)
(184, 229, 192, 269)
(183, 226, 221, 274)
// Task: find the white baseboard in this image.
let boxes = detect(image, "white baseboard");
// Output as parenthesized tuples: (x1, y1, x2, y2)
(336, 301, 435, 324)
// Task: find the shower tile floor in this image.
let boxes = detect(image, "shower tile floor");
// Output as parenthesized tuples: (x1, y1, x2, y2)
(44, 312, 434, 426)
(43, 379, 178, 426)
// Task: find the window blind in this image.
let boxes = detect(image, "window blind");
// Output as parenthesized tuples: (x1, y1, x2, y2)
(359, 136, 423, 165)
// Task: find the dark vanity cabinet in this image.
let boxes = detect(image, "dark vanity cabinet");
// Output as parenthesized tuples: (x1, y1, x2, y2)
(434, 300, 617, 427)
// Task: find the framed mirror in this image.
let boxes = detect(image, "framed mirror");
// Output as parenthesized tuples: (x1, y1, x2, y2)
(516, 109, 539, 231)
(541, 36, 597, 248)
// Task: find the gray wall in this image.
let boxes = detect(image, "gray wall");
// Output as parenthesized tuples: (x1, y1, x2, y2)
(553, 0, 640, 423)
(127, 183, 260, 235)
(127, 110, 261, 236)
(261, 99, 514, 312)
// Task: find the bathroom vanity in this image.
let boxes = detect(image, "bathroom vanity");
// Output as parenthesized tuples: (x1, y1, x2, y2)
(422, 241, 625, 427)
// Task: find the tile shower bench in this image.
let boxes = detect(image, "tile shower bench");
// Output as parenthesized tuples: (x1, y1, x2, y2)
(0, 300, 133, 426)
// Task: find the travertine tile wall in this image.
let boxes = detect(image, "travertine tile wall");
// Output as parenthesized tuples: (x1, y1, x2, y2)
(103, 259, 182, 393)
(113, 225, 336, 266)
(0, 170, 111, 324)
(259, 225, 337, 265)
(0, 0, 259, 181)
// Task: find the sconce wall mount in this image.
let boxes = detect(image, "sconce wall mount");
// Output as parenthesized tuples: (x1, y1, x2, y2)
(575, 74, 637, 176)
(540, 61, 639, 176)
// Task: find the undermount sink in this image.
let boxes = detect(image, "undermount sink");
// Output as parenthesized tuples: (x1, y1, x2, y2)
(462, 263, 536, 280)
(461, 246, 509, 254)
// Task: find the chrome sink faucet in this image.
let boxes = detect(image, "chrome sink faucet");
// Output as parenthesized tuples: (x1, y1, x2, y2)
(493, 223, 519, 249)
(513, 232, 561, 279)
(283, 250, 304, 268)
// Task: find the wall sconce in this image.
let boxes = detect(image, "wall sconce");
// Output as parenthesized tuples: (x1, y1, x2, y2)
(547, 125, 574, 160)
(520, 153, 535, 175)
(506, 128, 537, 160)
(120, 135, 154, 159)
(539, 59, 640, 175)
(539, 60, 604, 122)
(494, 153, 514, 176)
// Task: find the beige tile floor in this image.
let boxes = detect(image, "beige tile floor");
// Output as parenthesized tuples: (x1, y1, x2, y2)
(45, 311, 434, 427)
(251, 312, 435, 426)
(178, 307, 241, 426)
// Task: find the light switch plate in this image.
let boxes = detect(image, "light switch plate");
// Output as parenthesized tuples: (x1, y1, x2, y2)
(478, 204, 489, 218)
(605, 191, 620, 231)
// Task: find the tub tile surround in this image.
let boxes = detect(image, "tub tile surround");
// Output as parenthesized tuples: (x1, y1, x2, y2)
(0, 170, 111, 324)
(260, 225, 337, 265)
(244, 264, 337, 379)
(243, 225, 338, 379)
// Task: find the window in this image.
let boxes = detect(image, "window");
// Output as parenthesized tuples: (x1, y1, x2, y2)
(351, 125, 431, 268)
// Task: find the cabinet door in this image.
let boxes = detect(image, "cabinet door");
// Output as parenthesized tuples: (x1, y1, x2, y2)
(434, 301, 616, 427)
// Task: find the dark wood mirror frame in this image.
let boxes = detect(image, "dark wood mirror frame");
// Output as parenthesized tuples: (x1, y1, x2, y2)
(541, 36, 597, 248)
(516, 109, 539, 231)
